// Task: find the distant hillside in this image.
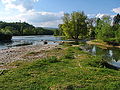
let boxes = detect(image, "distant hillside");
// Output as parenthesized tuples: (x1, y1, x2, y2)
(0, 21, 54, 36)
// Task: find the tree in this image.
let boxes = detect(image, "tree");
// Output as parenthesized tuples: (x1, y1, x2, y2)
(95, 16, 112, 40)
(58, 24, 64, 36)
(115, 27, 120, 42)
(54, 29, 60, 36)
(23, 28, 36, 35)
(61, 11, 88, 41)
(86, 18, 96, 38)
(113, 14, 120, 25)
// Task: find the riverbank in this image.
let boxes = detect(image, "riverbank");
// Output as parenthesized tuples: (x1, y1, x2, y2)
(87, 40, 120, 49)
(1, 44, 120, 89)
(0, 44, 58, 70)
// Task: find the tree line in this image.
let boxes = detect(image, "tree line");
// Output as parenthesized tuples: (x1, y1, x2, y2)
(0, 21, 54, 36)
(57, 11, 120, 45)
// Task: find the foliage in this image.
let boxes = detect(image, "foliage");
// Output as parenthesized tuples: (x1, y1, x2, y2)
(60, 11, 88, 40)
(0, 29, 12, 35)
(0, 21, 54, 36)
(94, 15, 120, 45)
(113, 14, 120, 25)
(86, 18, 96, 38)
(23, 28, 36, 35)
(115, 27, 120, 42)
(54, 29, 60, 36)
(59, 12, 120, 45)
(0, 21, 55, 41)
(0, 28, 12, 41)
(95, 16, 112, 40)
(34, 27, 54, 35)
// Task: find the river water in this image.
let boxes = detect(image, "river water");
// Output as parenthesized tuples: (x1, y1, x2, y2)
(0, 36, 120, 69)
(83, 44, 120, 69)
(0, 35, 62, 50)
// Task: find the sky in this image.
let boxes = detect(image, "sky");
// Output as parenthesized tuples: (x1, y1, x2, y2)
(0, 0, 120, 28)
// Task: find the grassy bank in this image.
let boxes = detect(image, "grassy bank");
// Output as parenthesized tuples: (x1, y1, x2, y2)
(1, 44, 120, 89)
(87, 39, 120, 49)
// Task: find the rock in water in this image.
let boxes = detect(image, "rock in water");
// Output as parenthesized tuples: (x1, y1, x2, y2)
(43, 41, 48, 44)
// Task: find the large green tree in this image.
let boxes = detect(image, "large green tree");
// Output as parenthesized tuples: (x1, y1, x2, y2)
(61, 11, 88, 41)
(95, 16, 112, 40)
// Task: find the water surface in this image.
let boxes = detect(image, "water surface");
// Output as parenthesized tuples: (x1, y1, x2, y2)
(83, 44, 120, 68)
(1, 36, 120, 69)
(0, 35, 62, 49)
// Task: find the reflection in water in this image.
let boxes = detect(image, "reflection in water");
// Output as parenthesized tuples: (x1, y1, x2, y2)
(91, 46, 96, 55)
(109, 50, 113, 57)
(0, 41, 12, 49)
(84, 44, 120, 68)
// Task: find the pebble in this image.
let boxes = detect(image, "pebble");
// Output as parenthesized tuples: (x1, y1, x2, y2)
(0, 44, 57, 65)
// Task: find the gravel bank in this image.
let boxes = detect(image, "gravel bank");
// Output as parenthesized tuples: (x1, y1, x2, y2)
(0, 44, 58, 69)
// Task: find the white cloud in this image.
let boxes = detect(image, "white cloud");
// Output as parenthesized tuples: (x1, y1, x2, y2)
(0, 0, 64, 27)
(37, 20, 63, 27)
(96, 13, 110, 18)
(21, 10, 64, 22)
(112, 7, 120, 13)
(87, 14, 96, 17)
(33, 0, 39, 2)
(20, 11, 64, 27)
(1, 0, 39, 12)
(0, 10, 64, 27)
(1, 0, 15, 4)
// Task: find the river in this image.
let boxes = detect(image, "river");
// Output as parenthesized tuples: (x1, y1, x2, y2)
(0, 36, 120, 69)
(0, 35, 62, 50)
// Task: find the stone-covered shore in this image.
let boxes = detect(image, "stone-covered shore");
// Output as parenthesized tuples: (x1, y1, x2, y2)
(0, 44, 58, 70)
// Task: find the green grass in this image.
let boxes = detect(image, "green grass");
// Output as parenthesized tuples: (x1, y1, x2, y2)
(1, 46, 120, 90)
(92, 39, 106, 43)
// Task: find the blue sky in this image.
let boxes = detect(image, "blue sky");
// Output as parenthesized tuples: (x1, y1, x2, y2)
(35, 0, 119, 14)
(0, 0, 120, 27)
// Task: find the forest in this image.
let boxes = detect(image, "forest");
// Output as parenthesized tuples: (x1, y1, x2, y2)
(56, 12, 120, 45)
(0, 21, 55, 41)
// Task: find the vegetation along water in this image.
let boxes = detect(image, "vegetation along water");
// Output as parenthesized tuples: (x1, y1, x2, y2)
(0, 11, 120, 89)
